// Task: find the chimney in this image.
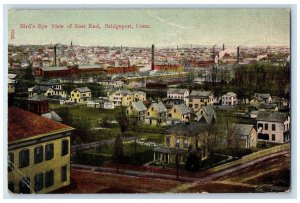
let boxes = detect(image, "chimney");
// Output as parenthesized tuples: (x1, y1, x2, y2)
(54, 46, 57, 67)
(223, 44, 225, 51)
(237, 46, 240, 63)
(151, 44, 155, 70)
(121, 45, 122, 52)
(212, 45, 216, 60)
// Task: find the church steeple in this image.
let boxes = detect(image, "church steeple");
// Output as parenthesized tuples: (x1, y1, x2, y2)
(70, 40, 73, 47)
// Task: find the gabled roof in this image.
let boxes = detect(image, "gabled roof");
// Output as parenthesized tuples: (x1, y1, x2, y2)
(256, 112, 289, 123)
(132, 91, 146, 95)
(234, 124, 255, 136)
(188, 91, 213, 98)
(32, 85, 52, 93)
(195, 115, 215, 124)
(163, 122, 207, 136)
(132, 101, 147, 112)
(199, 105, 216, 116)
(8, 107, 73, 143)
(74, 87, 91, 93)
(151, 102, 167, 113)
(115, 89, 133, 96)
(174, 104, 190, 115)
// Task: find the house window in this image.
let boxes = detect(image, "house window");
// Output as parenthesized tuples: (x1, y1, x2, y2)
(258, 133, 269, 140)
(34, 173, 44, 192)
(8, 152, 14, 172)
(34, 146, 44, 164)
(195, 104, 199, 108)
(189, 104, 192, 108)
(272, 124, 276, 131)
(45, 170, 54, 188)
(265, 124, 268, 130)
(168, 113, 172, 118)
(174, 109, 176, 113)
(272, 134, 276, 141)
(8, 182, 14, 193)
(189, 99, 192, 102)
(19, 177, 31, 194)
(258, 123, 263, 129)
(61, 139, 69, 156)
(19, 149, 29, 168)
(61, 165, 67, 182)
(72, 94, 74, 97)
(45, 143, 54, 160)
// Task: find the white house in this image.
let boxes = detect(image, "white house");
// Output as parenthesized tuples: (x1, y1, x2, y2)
(256, 112, 290, 143)
(222, 92, 238, 105)
(167, 89, 189, 101)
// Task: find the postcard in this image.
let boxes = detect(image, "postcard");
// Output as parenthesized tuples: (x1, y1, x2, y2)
(7, 8, 291, 194)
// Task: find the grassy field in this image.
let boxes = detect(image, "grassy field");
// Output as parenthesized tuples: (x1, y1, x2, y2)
(50, 103, 164, 143)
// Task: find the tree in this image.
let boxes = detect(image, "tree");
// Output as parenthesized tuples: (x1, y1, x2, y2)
(23, 64, 35, 81)
(113, 134, 124, 173)
(185, 151, 201, 172)
(117, 106, 129, 133)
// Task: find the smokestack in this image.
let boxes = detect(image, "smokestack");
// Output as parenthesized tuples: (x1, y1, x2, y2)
(54, 46, 57, 67)
(121, 45, 122, 52)
(223, 44, 225, 51)
(212, 45, 216, 60)
(151, 44, 155, 70)
(237, 46, 240, 63)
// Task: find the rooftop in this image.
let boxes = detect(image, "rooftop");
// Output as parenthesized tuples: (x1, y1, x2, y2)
(256, 112, 289, 123)
(8, 107, 73, 143)
(132, 101, 147, 112)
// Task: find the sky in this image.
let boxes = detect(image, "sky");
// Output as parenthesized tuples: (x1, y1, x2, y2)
(8, 9, 290, 47)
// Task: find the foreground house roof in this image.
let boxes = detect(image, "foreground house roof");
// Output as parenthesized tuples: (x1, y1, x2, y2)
(75, 87, 91, 93)
(163, 122, 207, 136)
(8, 107, 73, 143)
(132, 101, 147, 112)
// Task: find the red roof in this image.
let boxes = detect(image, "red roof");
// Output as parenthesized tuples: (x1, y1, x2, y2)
(8, 107, 73, 143)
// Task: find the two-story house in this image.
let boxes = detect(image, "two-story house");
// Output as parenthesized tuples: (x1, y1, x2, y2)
(108, 89, 135, 107)
(167, 89, 189, 101)
(153, 122, 208, 165)
(70, 87, 91, 104)
(256, 112, 290, 143)
(145, 102, 167, 125)
(167, 104, 191, 125)
(126, 101, 147, 122)
(195, 105, 217, 124)
(8, 106, 74, 194)
(250, 93, 272, 107)
(185, 91, 214, 111)
(222, 92, 238, 106)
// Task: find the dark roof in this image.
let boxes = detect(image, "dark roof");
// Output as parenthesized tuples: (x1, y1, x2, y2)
(163, 122, 207, 136)
(188, 91, 213, 98)
(199, 106, 216, 116)
(75, 87, 91, 93)
(8, 107, 73, 143)
(175, 104, 191, 115)
(40, 79, 61, 86)
(256, 112, 289, 123)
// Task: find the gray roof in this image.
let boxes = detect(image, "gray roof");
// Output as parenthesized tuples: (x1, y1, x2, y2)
(175, 104, 191, 115)
(200, 106, 216, 116)
(224, 92, 237, 97)
(41, 111, 63, 122)
(163, 122, 207, 136)
(234, 124, 254, 136)
(153, 146, 171, 153)
(189, 91, 213, 98)
(195, 115, 215, 124)
(168, 88, 188, 94)
(254, 93, 271, 100)
(152, 102, 167, 113)
(40, 79, 60, 86)
(32, 86, 51, 93)
(132, 101, 147, 112)
(28, 94, 49, 101)
(256, 112, 289, 123)
(117, 89, 133, 96)
(75, 87, 91, 93)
